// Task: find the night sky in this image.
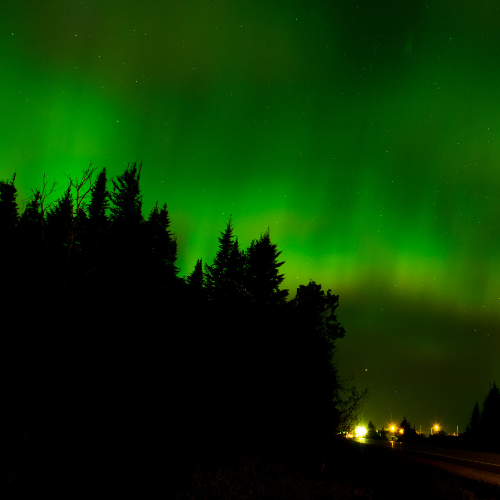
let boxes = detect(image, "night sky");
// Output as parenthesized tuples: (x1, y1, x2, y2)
(1, 0, 499, 435)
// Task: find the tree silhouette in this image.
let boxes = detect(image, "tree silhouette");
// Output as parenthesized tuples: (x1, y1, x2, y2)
(0, 173, 19, 235)
(272, 281, 350, 459)
(185, 258, 206, 300)
(62, 165, 94, 277)
(45, 186, 73, 257)
(289, 280, 346, 344)
(79, 166, 111, 308)
(398, 416, 418, 440)
(466, 401, 481, 439)
(0, 163, 368, 486)
(336, 380, 369, 434)
(0, 174, 23, 351)
(367, 420, 377, 439)
(245, 227, 288, 309)
(481, 382, 500, 448)
(109, 161, 144, 230)
(205, 216, 246, 304)
(0, 173, 20, 271)
(85, 166, 110, 259)
(146, 200, 179, 295)
(87, 166, 109, 225)
(107, 161, 147, 304)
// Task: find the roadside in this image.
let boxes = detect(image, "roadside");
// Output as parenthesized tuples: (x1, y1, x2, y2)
(174, 438, 500, 499)
(2, 431, 500, 497)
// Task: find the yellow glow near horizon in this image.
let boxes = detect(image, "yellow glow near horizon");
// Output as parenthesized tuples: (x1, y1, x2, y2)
(355, 426, 367, 438)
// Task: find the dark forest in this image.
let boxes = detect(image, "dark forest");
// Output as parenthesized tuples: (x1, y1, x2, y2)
(0, 162, 367, 490)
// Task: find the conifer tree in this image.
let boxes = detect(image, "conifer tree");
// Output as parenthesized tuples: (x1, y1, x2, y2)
(481, 382, 500, 446)
(0, 173, 19, 239)
(17, 182, 60, 350)
(18, 174, 60, 277)
(0, 174, 21, 278)
(88, 167, 109, 227)
(466, 401, 481, 438)
(107, 162, 146, 300)
(398, 416, 418, 440)
(146, 200, 179, 286)
(186, 258, 205, 296)
(0, 174, 23, 350)
(60, 166, 94, 284)
(109, 161, 144, 233)
(45, 186, 73, 257)
(205, 216, 246, 303)
(245, 228, 288, 309)
(86, 167, 110, 256)
(228, 236, 247, 295)
(19, 189, 44, 260)
(80, 166, 111, 299)
(367, 420, 377, 439)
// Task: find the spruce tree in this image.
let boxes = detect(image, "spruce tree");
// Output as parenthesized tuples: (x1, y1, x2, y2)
(88, 167, 109, 226)
(107, 162, 146, 303)
(245, 228, 288, 309)
(19, 189, 43, 253)
(18, 189, 53, 300)
(228, 236, 247, 295)
(45, 186, 73, 257)
(481, 382, 500, 447)
(466, 401, 481, 439)
(109, 161, 144, 233)
(186, 258, 205, 297)
(0, 174, 21, 272)
(0, 173, 19, 239)
(146, 200, 179, 289)
(205, 216, 246, 303)
(0, 174, 22, 350)
(367, 420, 377, 439)
(80, 167, 111, 304)
(86, 167, 110, 259)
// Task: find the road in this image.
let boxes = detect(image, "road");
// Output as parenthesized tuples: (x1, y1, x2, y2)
(353, 438, 500, 485)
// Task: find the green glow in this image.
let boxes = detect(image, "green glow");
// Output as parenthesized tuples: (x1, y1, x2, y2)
(1, 0, 499, 435)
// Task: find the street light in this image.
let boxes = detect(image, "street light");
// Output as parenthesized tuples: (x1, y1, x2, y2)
(355, 426, 367, 438)
(431, 424, 439, 435)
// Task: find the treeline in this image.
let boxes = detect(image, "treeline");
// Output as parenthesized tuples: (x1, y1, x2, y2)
(463, 382, 500, 451)
(369, 384, 500, 452)
(0, 162, 366, 486)
(365, 417, 423, 442)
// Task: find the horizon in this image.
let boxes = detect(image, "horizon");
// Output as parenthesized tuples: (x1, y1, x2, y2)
(1, 0, 498, 436)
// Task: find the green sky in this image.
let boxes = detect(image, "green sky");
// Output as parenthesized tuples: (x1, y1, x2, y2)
(1, 0, 499, 434)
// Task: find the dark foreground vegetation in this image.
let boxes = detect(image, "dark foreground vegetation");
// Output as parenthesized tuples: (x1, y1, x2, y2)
(173, 439, 500, 500)
(0, 162, 367, 491)
(462, 382, 500, 453)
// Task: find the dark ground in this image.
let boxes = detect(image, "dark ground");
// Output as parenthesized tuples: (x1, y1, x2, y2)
(2, 429, 500, 498)
(173, 438, 500, 500)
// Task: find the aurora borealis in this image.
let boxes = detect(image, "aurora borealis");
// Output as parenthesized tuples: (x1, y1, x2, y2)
(1, 0, 499, 435)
